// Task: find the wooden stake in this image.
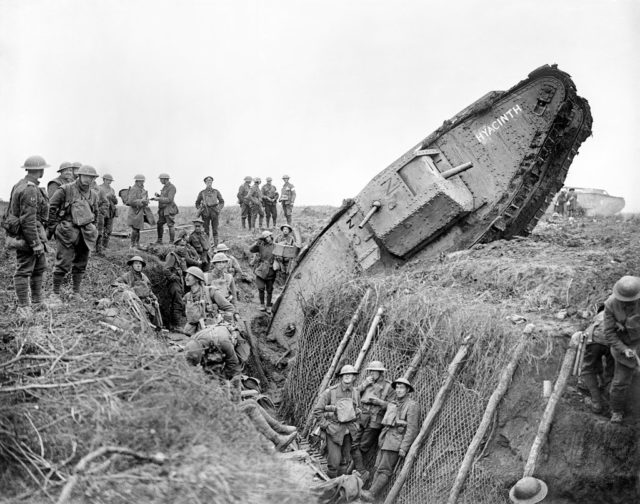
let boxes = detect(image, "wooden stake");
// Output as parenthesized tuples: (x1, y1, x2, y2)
(384, 336, 472, 504)
(243, 319, 268, 385)
(301, 288, 372, 436)
(447, 331, 529, 504)
(354, 306, 385, 372)
(523, 331, 581, 477)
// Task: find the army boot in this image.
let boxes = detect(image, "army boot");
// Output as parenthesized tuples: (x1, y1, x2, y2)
(156, 224, 164, 244)
(262, 409, 297, 435)
(13, 276, 31, 309)
(71, 273, 85, 302)
(360, 473, 389, 502)
(95, 236, 104, 256)
(168, 226, 175, 244)
(241, 217, 246, 229)
(351, 448, 369, 483)
(582, 373, 603, 413)
(102, 234, 110, 250)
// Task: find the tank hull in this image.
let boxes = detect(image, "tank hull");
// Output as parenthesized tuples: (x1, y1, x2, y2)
(268, 65, 592, 348)
(576, 190, 625, 216)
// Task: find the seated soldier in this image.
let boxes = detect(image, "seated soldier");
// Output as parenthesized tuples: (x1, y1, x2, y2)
(214, 243, 249, 282)
(162, 233, 199, 331)
(189, 218, 211, 272)
(182, 266, 237, 335)
(112, 256, 162, 328)
(206, 252, 238, 304)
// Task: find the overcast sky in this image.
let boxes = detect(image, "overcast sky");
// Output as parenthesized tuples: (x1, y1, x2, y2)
(1, 0, 638, 210)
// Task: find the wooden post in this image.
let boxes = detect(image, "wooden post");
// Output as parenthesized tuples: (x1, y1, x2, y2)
(383, 336, 472, 504)
(447, 330, 530, 504)
(301, 288, 372, 436)
(243, 319, 268, 386)
(523, 331, 581, 477)
(354, 307, 385, 372)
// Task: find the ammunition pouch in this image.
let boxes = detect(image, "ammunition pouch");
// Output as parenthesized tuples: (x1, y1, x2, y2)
(70, 199, 95, 227)
(381, 403, 398, 427)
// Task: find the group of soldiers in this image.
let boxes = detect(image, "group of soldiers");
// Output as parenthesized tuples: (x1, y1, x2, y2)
(237, 175, 296, 231)
(553, 187, 579, 217)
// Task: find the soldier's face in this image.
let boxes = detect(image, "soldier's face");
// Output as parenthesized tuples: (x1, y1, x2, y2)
(205, 180, 212, 188)
(282, 228, 290, 236)
(185, 274, 197, 287)
(214, 262, 226, 271)
(135, 180, 144, 187)
(27, 169, 45, 180)
(369, 371, 381, 381)
(132, 261, 143, 272)
(160, 178, 169, 185)
(395, 384, 408, 398)
(78, 175, 93, 187)
(342, 374, 355, 386)
(194, 224, 203, 233)
(103, 179, 112, 187)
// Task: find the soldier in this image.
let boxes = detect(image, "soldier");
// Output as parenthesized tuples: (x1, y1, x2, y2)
(189, 217, 211, 272)
(236, 176, 253, 230)
(151, 173, 179, 244)
(47, 162, 75, 199)
(196, 176, 225, 245)
(249, 230, 276, 314)
(565, 187, 578, 218)
(208, 253, 238, 305)
(125, 174, 155, 249)
(71, 161, 82, 179)
(604, 275, 640, 423)
(163, 232, 202, 331)
(312, 364, 363, 479)
(214, 243, 246, 281)
(355, 361, 394, 466)
(279, 174, 296, 225)
(112, 256, 162, 328)
(7, 156, 51, 317)
(554, 187, 568, 216)
(580, 311, 614, 414)
(47, 165, 100, 303)
(182, 266, 236, 335)
(360, 377, 419, 502)
(261, 177, 279, 228)
(274, 224, 299, 285)
(97, 174, 118, 253)
(248, 178, 265, 232)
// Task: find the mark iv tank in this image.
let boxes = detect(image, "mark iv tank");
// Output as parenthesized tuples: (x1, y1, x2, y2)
(268, 64, 592, 348)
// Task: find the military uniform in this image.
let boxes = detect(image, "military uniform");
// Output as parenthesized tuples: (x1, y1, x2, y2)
(48, 179, 100, 298)
(248, 182, 264, 230)
(196, 186, 224, 243)
(207, 267, 237, 305)
(184, 324, 245, 379)
(580, 311, 614, 412)
(237, 179, 253, 229)
(313, 382, 363, 478)
(565, 190, 578, 217)
(8, 173, 49, 308)
(249, 236, 276, 311)
(125, 178, 155, 248)
(113, 269, 161, 327)
(357, 377, 393, 454)
(261, 181, 279, 228)
(554, 190, 568, 215)
(279, 178, 296, 225)
(156, 181, 179, 244)
(163, 238, 201, 330)
(98, 181, 118, 251)
(189, 228, 211, 272)
(47, 174, 75, 199)
(182, 284, 236, 335)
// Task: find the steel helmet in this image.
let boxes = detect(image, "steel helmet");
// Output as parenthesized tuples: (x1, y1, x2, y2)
(282, 174, 290, 179)
(339, 364, 358, 376)
(76, 165, 99, 177)
(391, 377, 414, 392)
(174, 232, 187, 244)
(366, 360, 386, 372)
(71, 161, 82, 169)
(203, 176, 214, 182)
(280, 224, 293, 232)
(102, 173, 114, 181)
(134, 174, 146, 182)
(185, 339, 205, 365)
(58, 161, 72, 173)
(253, 177, 261, 183)
(158, 173, 170, 179)
(260, 230, 273, 239)
(186, 266, 205, 282)
(21, 155, 50, 170)
(192, 217, 205, 225)
(612, 276, 640, 302)
(212, 252, 229, 263)
(509, 477, 548, 503)
(215, 243, 230, 252)
(244, 176, 253, 182)
(266, 177, 273, 182)
(127, 255, 146, 267)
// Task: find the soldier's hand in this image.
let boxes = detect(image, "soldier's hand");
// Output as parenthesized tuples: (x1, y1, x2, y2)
(624, 348, 636, 359)
(32, 243, 44, 255)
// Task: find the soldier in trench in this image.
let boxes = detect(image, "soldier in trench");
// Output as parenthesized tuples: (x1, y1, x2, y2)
(580, 310, 614, 414)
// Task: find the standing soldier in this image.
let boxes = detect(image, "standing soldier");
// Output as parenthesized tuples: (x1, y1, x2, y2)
(261, 177, 279, 228)
(580, 311, 614, 414)
(125, 174, 155, 249)
(47, 162, 75, 199)
(279, 174, 296, 225)
(47, 165, 100, 303)
(237, 176, 253, 230)
(151, 173, 179, 244)
(7, 156, 50, 317)
(554, 187, 568, 216)
(361, 377, 420, 502)
(354, 361, 393, 469)
(249, 230, 276, 314)
(97, 174, 118, 253)
(312, 364, 363, 479)
(604, 275, 640, 424)
(189, 218, 211, 272)
(195, 176, 225, 246)
(565, 187, 578, 218)
(248, 178, 265, 232)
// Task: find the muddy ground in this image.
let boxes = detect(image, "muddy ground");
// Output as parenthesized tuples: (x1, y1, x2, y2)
(1, 206, 640, 503)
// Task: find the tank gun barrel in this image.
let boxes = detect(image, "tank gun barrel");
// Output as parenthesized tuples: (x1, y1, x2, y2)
(442, 161, 473, 179)
(358, 201, 382, 229)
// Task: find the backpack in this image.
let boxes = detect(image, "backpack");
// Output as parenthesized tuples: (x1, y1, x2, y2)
(1, 184, 22, 236)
